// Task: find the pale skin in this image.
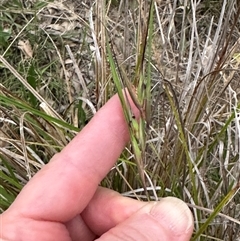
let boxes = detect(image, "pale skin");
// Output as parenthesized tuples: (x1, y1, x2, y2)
(1, 93, 194, 241)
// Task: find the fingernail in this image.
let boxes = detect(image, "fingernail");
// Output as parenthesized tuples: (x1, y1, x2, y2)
(150, 197, 194, 236)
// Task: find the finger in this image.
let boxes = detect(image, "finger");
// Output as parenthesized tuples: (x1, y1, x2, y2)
(7, 92, 140, 222)
(64, 187, 144, 241)
(65, 215, 96, 241)
(66, 188, 193, 241)
(82, 187, 145, 237)
(96, 197, 194, 241)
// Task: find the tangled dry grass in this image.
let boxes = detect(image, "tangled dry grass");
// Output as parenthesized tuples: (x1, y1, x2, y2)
(0, 0, 240, 240)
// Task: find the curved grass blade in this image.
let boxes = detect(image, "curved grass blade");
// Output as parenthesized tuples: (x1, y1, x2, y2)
(0, 95, 79, 132)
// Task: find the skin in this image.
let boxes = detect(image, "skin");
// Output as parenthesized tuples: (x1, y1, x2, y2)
(0, 93, 194, 241)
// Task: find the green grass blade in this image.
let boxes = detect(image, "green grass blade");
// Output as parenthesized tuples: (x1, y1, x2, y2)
(0, 170, 23, 190)
(0, 94, 79, 132)
(192, 183, 240, 240)
(106, 37, 131, 122)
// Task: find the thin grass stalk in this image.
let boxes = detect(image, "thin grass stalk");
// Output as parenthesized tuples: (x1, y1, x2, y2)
(192, 182, 240, 240)
(0, 170, 22, 190)
(0, 57, 62, 121)
(94, 0, 108, 106)
(19, 112, 32, 180)
(145, 0, 154, 125)
(89, 5, 101, 104)
(162, 82, 198, 203)
(106, 32, 148, 196)
(0, 94, 79, 132)
(183, 0, 229, 129)
(100, 0, 108, 104)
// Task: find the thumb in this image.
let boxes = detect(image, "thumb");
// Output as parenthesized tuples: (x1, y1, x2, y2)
(97, 197, 194, 241)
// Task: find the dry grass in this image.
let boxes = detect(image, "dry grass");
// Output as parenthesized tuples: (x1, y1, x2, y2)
(0, 0, 240, 240)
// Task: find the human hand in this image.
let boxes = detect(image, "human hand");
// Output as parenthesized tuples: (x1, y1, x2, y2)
(1, 93, 194, 241)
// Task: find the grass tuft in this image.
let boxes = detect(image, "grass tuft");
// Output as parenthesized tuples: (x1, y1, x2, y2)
(1, 0, 240, 239)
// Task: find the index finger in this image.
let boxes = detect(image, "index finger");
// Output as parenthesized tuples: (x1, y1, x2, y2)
(7, 92, 140, 222)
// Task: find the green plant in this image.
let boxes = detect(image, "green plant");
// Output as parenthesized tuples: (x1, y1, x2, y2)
(1, 0, 240, 239)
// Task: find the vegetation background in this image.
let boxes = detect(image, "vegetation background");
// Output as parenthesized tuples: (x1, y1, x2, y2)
(0, 0, 240, 240)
